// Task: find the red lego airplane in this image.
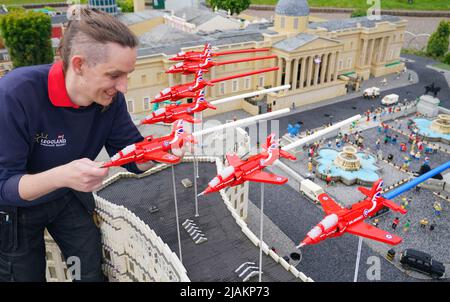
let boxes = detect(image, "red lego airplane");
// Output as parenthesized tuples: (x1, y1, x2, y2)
(140, 89, 216, 125)
(151, 67, 279, 103)
(199, 134, 296, 196)
(166, 55, 278, 75)
(298, 179, 407, 248)
(102, 120, 195, 167)
(169, 43, 270, 62)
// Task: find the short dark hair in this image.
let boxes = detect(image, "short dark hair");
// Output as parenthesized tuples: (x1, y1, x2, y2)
(58, 7, 139, 71)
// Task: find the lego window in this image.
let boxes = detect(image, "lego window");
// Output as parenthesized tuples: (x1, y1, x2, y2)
(220, 82, 226, 95)
(143, 97, 150, 110)
(127, 100, 134, 113)
(141, 74, 147, 84)
(281, 17, 285, 29)
(49, 267, 57, 279)
(232, 80, 238, 92)
(245, 77, 251, 89)
(258, 76, 264, 87)
(294, 18, 299, 30)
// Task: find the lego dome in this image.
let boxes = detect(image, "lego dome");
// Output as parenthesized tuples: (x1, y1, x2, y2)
(275, 0, 310, 17)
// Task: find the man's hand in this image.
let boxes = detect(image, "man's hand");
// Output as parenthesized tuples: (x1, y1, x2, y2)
(19, 158, 109, 201)
(57, 158, 109, 192)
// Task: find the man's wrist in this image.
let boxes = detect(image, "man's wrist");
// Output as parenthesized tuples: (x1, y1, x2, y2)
(47, 165, 67, 190)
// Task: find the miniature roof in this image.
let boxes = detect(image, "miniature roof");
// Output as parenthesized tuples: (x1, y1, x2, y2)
(118, 10, 166, 26)
(138, 23, 273, 57)
(275, 0, 310, 17)
(272, 33, 319, 52)
(309, 15, 402, 32)
(97, 162, 300, 282)
(174, 7, 217, 26)
(139, 24, 204, 46)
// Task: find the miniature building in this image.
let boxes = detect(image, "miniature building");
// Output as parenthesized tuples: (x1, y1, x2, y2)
(88, 0, 119, 15)
(124, 0, 406, 116)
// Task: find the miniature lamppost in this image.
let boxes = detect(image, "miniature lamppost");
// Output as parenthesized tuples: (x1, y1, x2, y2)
(354, 236, 363, 282)
(259, 182, 265, 282)
(171, 164, 183, 262)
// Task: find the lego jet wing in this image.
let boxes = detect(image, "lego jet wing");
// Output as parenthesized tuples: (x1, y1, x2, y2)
(144, 151, 181, 164)
(243, 170, 288, 185)
(379, 197, 408, 215)
(176, 113, 200, 124)
(317, 193, 344, 215)
(346, 221, 402, 245)
(226, 154, 244, 167)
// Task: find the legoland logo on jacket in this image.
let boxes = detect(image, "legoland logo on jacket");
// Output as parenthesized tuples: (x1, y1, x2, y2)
(34, 132, 67, 147)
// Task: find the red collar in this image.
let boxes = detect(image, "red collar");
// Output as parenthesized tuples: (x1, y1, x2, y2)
(48, 61, 80, 109)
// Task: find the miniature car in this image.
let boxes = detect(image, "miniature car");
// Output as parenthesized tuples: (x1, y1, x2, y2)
(372, 206, 390, 218)
(400, 249, 445, 279)
(381, 94, 399, 106)
(363, 87, 380, 98)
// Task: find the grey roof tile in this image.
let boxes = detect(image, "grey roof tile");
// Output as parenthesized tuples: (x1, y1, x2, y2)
(309, 15, 402, 32)
(275, 0, 310, 17)
(118, 10, 165, 25)
(272, 33, 319, 52)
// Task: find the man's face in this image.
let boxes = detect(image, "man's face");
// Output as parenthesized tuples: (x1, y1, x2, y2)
(79, 43, 137, 107)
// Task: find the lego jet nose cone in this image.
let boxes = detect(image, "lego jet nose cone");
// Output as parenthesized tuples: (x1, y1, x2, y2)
(102, 162, 114, 168)
(198, 187, 212, 196)
(297, 237, 313, 249)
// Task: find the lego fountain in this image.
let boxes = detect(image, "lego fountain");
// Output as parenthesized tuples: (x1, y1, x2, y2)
(314, 145, 380, 186)
(414, 114, 450, 144)
(333, 145, 361, 171)
(430, 114, 450, 134)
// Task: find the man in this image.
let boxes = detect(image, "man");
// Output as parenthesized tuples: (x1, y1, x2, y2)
(0, 8, 152, 281)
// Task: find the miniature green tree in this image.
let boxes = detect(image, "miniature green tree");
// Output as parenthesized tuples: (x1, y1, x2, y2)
(426, 20, 450, 59)
(209, 0, 251, 15)
(118, 0, 134, 13)
(0, 11, 53, 68)
(443, 52, 450, 65)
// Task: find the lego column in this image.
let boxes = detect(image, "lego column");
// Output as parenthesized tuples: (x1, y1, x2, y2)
(276, 57, 283, 87)
(284, 58, 292, 88)
(306, 56, 313, 87)
(313, 55, 320, 86)
(333, 51, 339, 81)
(360, 39, 368, 66)
(327, 53, 334, 83)
(320, 53, 328, 85)
(298, 57, 305, 89)
(292, 58, 299, 91)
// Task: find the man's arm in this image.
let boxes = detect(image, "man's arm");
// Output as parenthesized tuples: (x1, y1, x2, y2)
(18, 158, 109, 201)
